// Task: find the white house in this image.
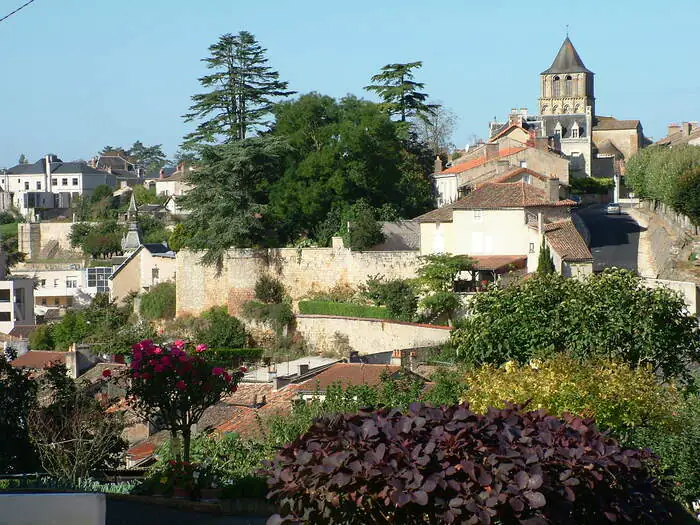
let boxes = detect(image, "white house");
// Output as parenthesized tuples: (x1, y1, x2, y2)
(3, 155, 116, 216)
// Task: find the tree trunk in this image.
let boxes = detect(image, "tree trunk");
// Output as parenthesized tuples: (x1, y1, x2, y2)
(182, 426, 192, 464)
(170, 430, 182, 463)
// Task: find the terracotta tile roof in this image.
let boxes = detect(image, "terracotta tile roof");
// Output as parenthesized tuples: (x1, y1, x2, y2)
(490, 167, 555, 184)
(593, 116, 640, 131)
(214, 386, 299, 439)
(10, 350, 66, 370)
(544, 219, 593, 262)
(489, 124, 531, 142)
(655, 127, 700, 147)
(126, 430, 169, 463)
(415, 182, 575, 223)
(295, 363, 402, 392)
(437, 147, 527, 175)
(470, 255, 528, 271)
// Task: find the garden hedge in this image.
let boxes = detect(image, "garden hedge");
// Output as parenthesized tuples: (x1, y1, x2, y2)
(298, 300, 392, 320)
(205, 348, 264, 367)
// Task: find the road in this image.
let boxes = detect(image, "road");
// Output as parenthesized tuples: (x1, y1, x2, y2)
(576, 204, 643, 273)
(106, 499, 268, 525)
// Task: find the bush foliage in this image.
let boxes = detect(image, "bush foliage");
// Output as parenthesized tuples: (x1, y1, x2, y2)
(298, 300, 392, 320)
(195, 306, 247, 349)
(139, 282, 176, 320)
(254, 274, 286, 304)
(204, 348, 264, 368)
(264, 403, 684, 524)
(462, 356, 680, 437)
(361, 275, 417, 321)
(451, 270, 700, 384)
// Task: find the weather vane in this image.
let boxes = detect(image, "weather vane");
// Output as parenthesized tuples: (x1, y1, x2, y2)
(566, 24, 569, 37)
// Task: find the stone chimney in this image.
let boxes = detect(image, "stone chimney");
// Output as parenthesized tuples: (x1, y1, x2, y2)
(682, 122, 692, 136)
(534, 137, 549, 151)
(667, 123, 681, 137)
(537, 211, 544, 236)
(159, 168, 165, 179)
(433, 155, 443, 173)
(484, 143, 499, 160)
(547, 177, 560, 202)
(44, 155, 51, 177)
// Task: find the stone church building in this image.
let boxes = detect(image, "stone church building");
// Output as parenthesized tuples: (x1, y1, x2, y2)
(491, 37, 646, 185)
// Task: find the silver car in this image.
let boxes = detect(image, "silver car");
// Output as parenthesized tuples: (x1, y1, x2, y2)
(606, 203, 621, 215)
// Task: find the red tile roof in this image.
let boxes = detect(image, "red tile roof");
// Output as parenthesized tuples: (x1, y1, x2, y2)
(10, 350, 66, 370)
(470, 255, 528, 272)
(437, 147, 527, 175)
(416, 182, 576, 223)
(544, 219, 593, 262)
(490, 167, 555, 184)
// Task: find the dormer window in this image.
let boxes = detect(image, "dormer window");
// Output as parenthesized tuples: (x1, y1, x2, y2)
(554, 122, 563, 138)
(571, 121, 580, 139)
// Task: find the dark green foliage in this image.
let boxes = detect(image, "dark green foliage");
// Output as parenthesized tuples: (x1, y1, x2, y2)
(626, 145, 700, 204)
(137, 215, 168, 244)
(343, 201, 385, 250)
(29, 364, 126, 482)
(183, 31, 294, 147)
(195, 306, 247, 349)
(29, 325, 54, 350)
(167, 223, 189, 252)
(416, 254, 474, 324)
(672, 167, 700, 225)
(362, 276, 417, 321)
(132, 185, 166, 206)
(536, 241, 555, 274)
(570, 176, 615, 195)
(365, 61, 436, 124)
(128, 141, 167, 173)
(264, 403, 683, 524)
(179, 136, 289, 269)
(298, 300, 392, 320)
(451, 270, 700, 384)
(628, 394, 700, 506)
(139, 282, 176, 320)
(204, 348, 264, 368)
(0, 348, 38, 473)
(91, 184, 114, 204)
(51, 310, 89, 351)
(420, 368, 468, 407)
(254, 274, 286, 304)
(241, 300, 293, 334)
(70, 221, 125, 258)
(0, 211, 15, 224)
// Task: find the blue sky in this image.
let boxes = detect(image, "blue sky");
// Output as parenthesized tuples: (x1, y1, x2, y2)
(0, 0, 697, 166)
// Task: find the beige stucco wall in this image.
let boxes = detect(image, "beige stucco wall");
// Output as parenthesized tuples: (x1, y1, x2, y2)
(112, 249, 178, 304)
(18, 222, 82, 259)
(296, 315, 451, 356)
(111, 252, 142, 304)
(176, 248, 421, 317)
(452, 209, 528, 256)
(592, 128, 641, 160)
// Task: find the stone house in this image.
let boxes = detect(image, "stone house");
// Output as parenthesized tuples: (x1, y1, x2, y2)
(109, 243, 176, 304)
(655, 122, 700, 147)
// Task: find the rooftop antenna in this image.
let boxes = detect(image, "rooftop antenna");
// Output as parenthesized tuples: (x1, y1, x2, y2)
(566, 24, 569, 38)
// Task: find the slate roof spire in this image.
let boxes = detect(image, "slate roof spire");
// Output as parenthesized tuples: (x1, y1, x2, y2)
(541, 37, 592, 75)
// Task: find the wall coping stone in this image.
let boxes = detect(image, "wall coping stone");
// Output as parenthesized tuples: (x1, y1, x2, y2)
(296, 314, 452, 330)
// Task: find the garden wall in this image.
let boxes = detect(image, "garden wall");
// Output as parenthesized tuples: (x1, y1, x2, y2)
(0, 493, 106, 524)
(18, 222, 82, 259)
(176, 247, 421, 317)
(294, 314, 451, 356)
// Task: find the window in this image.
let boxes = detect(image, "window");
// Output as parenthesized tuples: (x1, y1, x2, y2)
(571, 127, 579, 139)
(523, 174, 531, 184)
(152, 267, 160, 285)
(40, 279, 46, 287)
(66, 279, 77, 289)
(72, 178, 78, 186)
(24, 182, 29, 190)
(53, 279, 59, 287)
(0, 289, 10, 302)
(61, 178, 68, 185)
(0, 312, 10, 322)
(54, 298, 60, 306)
(41, 298, 47, 306)
(473, 210, 483, 222)
(565, 75, 573, 96)
(552, 76, 560, 97)
(519, 160, 527, 168)
(529, 242, 535, 254)
(87, 267, 111, 294)
(36, 181, 41, 190)
(52, 178, 57, 186)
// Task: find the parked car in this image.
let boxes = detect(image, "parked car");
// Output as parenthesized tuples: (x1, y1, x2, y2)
(606, 203, 622, 215)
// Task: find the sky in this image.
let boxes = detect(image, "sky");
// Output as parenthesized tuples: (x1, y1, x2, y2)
(0, 0, 698, 167)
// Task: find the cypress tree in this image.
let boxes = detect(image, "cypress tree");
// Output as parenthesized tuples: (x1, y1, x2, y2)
(537, 240, 556, 274)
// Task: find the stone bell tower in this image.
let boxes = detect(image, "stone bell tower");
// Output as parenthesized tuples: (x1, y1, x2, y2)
(539, 37, 595, 116)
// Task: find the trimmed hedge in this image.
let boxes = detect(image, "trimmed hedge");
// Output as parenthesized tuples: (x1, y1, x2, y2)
(298, 300, 392, 320)
(205, 348, 264, 368)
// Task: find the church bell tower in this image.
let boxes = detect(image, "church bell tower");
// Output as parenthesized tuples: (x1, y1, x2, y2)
(539, 37, 595, 116)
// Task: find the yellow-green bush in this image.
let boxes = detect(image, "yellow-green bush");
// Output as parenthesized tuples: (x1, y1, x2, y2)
(462, 356, 681, 435)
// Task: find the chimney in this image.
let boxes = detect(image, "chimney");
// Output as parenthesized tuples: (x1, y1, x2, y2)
(433, 155, 443, 173)
(537, 211, 544, 236)
(159, 168, 165, 179)
(682, 122, 692, 136)
(485, 143, 499, 160)
(667, 123, 681, 137)
(44, 155, 51, 177)
(547, 177, 560, 202)
(534, 137, 549, 151)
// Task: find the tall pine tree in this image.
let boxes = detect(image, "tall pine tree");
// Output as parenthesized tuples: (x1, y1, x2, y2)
(537, 240, 556, 274)
(183, 31, 294, 149)
(365, 62, 437, 123)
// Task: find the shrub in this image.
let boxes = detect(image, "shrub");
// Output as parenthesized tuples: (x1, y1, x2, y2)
(417, 254, 474, 325)
(29, 325, 54, 350)
(673, 166, 700, 225)
(343, 202, 384, 250)
(462, 356, 681, 437)
(362, 276, 417, 321)
(241, 300, 293, 334)
(195, 306, 247, 349)
(298, 300, 392, 320)
(139, 282, 176, 320)
(205, 348, 264, 368)
(304, 282, 358, 303)
(254, 274, 286, 304)
(451, 270, 700, 385)
(628, 394, 700, 506)
(0, 211, 15, 224)
(570, 176, 614, 195)
(264, 403, 683, 524)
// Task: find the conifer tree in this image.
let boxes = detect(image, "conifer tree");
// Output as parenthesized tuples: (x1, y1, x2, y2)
(537, 240, 556, 274)
(183, 31, 294, 149)
(365, 62, 436, 123)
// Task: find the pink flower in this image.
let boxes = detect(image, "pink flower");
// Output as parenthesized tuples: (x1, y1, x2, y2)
(154, 347, 162, 355)
(178, 355, 188, 362)
(141, 373, 151, 380)
(239, 366, 247, 373)
(196, 344, 207, 353)
(173, 340, 185, 349)
(130, 361, 140, 370)
(102, 369, 112, 378)
(231, 385, 237, 393)
(212, 367, 224, 376)
(154, 364, 165, 373)
(142, 339, 153, 347)
(132, 372, 140, 378)
(160, 356, 171, 366)
(223, 372, 231, 383)
(176, 380, 187, 390)
(132, 343, 143, 351)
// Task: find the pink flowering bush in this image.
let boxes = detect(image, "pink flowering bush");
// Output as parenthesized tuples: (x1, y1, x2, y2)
(126, 339, 244, 462)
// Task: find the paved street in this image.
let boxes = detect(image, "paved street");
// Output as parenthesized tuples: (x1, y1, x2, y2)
(106, 499, 268, 525)
(576, 205, 643, 273)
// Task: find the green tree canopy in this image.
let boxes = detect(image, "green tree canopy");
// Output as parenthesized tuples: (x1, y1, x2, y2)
(451, 269, 700, 385)
(365, 61, 436, 123)
(179, 136, 289, 268)
(183, 31, 294, 148)
(626, 145, 700, 204)
(536, 240, 555, 274)
(128, 141, 167, 173)
(18, 153, 28, 165)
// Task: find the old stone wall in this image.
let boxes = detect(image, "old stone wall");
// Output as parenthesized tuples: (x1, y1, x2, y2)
(295, 314, 451, 356)
(176, 248, 421, 317)
(18, 222, 82, 260)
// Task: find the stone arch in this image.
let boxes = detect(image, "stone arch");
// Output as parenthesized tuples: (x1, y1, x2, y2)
(552, 76, 561, 97)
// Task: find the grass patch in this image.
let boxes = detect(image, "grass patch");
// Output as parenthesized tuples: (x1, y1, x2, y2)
(0, 223, 18, 237)
(298, 300, 392, 320)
